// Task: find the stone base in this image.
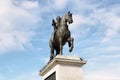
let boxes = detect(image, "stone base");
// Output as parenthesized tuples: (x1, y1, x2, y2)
(40, 55, 87, 80)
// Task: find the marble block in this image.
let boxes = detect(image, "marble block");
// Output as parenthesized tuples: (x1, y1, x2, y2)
(40, 55, 87, 80)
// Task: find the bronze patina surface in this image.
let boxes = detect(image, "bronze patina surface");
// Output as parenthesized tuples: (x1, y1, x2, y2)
(49, 12, 74, 60)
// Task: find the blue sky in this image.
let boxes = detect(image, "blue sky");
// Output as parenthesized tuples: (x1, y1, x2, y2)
(0, 0, 120, 80)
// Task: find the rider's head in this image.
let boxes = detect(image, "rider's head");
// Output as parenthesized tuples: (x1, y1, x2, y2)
(56, 16, 61, 22)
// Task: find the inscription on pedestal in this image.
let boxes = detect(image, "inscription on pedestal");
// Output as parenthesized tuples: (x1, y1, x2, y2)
(45, 72, 56, 80)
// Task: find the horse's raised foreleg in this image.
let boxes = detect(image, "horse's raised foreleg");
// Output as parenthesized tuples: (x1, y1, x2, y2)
(67, 37, 74, 52)
(71, 37, 74, 47)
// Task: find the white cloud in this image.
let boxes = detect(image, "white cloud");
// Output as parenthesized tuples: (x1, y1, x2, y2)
(85, 54, 120, 80)
(70, 14, 85, 30)
(0, 0, 10, 14)
(20, 1, 39, 9)
(65, 0, 120, 43)
(0, 0, 39, 53)
(84, 62, 120, 80)
(53, 0, 68, 10)
(69, 14, 97, 39)
(69, 14, 87, 39)
(85, 71, 120, 80)
(90, 7, 120, 42)
(69, 14, 97, 30)
(88, 54, 120, 64)
(83, 44, 120, 55)
(102, 13, 120, 42)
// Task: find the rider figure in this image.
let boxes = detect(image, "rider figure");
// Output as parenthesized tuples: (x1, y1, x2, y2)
(51, 16, 61, 43)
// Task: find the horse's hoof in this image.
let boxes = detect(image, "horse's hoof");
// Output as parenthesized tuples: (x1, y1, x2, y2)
(59, 52, 63, 55)
(69, 47, 73, 52)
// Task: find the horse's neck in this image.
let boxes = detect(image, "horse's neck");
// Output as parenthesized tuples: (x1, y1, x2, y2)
(61, 17, 68, 30)
(61, 23, 68, 31)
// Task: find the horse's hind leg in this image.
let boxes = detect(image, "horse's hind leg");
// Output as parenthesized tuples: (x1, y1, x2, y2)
(50, 48, 54, 60)
(56, 48, 60, 56)
(49, 41, 54, 61)
(59, 37, 63, 55)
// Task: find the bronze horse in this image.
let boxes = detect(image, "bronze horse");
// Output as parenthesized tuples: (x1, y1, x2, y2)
(49, 12, 74, 60)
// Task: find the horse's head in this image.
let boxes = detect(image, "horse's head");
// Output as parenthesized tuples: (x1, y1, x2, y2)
(65, 11, 73, 24)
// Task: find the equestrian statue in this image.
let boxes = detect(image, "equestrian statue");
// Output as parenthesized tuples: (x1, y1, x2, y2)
(49, 11, 74, 60)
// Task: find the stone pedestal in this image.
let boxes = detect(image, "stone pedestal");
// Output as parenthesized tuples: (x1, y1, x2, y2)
(40, 55, 86, 80)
